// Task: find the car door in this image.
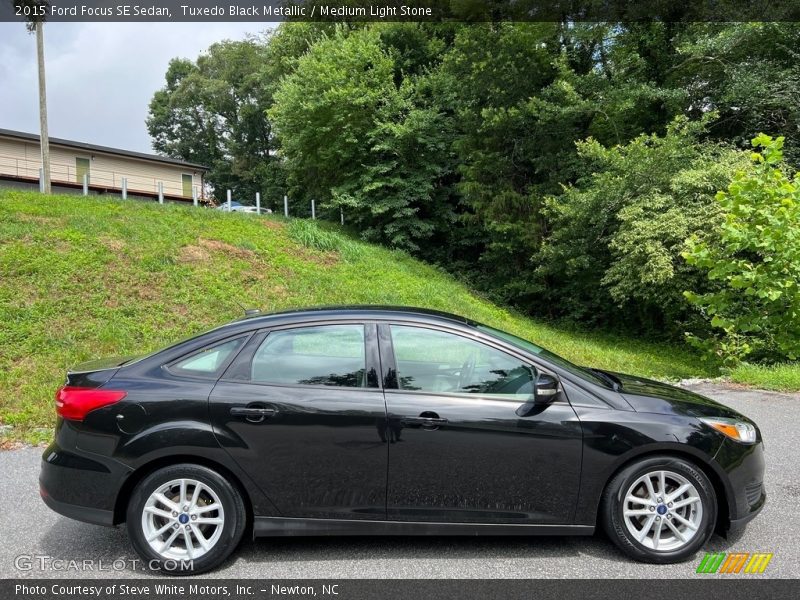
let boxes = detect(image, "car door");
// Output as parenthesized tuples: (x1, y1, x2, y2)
(209, 322, 388, 520)
(379, 323, 583, 524)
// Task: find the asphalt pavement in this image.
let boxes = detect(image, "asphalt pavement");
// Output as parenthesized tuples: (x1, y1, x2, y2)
(0, 382, 796, 579)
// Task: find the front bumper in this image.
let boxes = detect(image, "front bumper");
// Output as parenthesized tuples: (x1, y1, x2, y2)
(714, 437, 766, 531)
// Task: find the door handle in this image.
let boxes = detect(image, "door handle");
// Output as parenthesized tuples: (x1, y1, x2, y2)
(230, 406, 276, 423)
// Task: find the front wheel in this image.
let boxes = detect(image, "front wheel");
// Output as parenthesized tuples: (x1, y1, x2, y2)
(601, 456, 717, 563)
(126, 464, 247, 575)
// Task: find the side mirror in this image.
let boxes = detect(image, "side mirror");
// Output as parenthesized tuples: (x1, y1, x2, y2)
(534, 373, 560, 404)
(516, 372, 560, 417)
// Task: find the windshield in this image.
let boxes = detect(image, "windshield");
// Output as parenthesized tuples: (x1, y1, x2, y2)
(477, 325, 610, 388)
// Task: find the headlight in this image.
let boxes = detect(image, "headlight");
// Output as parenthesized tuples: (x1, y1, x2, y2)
(699, 417, 757, 444)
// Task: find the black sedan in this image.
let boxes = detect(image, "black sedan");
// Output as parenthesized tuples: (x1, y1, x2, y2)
(40, 307, 765, 574)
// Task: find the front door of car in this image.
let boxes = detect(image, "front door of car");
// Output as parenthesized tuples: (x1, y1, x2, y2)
(379, 324, 583, 524)
(209, 322, 388, 520)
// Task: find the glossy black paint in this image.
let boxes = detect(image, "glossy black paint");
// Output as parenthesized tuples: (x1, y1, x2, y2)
(40, 306, 765, 540)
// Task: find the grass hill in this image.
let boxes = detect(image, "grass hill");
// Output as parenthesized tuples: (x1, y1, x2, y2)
(0, 189, 773, 444)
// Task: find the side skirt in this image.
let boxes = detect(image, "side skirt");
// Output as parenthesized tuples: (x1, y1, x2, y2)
(253, 517, 594, 538)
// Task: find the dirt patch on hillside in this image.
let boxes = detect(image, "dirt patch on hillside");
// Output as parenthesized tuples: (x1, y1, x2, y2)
(262, 220, 286, 231)
(178, 238, 256, 264)
(100, 237, 126, 252)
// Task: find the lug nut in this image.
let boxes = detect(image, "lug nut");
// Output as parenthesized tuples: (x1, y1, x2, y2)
(185, 525, 191, 530)
(649, 506, 655, 511)
(173, 524, 179, 529)
(183, 506, 189, 512)
(655, 516, 661, 521)
(657, 497, 663, 503)
(191, 514, 197, 520)
(668, 502, 673, 507)
(172, 511, 178, 517)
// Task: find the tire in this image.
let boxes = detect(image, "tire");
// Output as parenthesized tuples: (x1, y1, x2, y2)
(601, 455, 717, 564)
(126, 464, 247, 575)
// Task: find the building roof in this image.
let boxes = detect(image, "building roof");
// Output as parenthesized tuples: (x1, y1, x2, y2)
(0, 127, 209, 171)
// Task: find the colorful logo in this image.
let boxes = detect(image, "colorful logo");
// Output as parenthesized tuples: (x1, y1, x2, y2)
(696, 552, 773, 574)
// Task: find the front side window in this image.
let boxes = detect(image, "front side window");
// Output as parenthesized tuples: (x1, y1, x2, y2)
(170, 336, 246, 377)
(389, 325, 534, 397)
(251, 325, 366, 387)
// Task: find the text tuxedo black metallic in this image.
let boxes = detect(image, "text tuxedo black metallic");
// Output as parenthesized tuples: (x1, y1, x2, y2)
(40, 307, 765, 573)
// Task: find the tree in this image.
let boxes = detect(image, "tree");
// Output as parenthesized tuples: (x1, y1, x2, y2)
(270, 25, 458, 251)
(683, 134, 800, 362)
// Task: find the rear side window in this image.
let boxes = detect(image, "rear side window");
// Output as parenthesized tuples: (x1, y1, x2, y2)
(169, 337, 247, 377)
(250, 325, 366, 387)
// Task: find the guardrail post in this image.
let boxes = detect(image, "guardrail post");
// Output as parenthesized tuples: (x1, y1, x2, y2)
(340, 207, 344, 226)
(192, 186, 198, 207)
(284, 194, 288, 218)
(227, 189, 232, 211)
(256, 192, 260, 213)
(122, 178, 127, 200)
(39, 168, 44, 193)
(158, 182, 164, 204)
(82, 173, 88, 196)
(311, 199, 316, 220)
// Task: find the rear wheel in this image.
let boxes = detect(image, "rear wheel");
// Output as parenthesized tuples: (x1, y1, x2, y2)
(126, 464, 246, 574)
(601, 456, 716, 563)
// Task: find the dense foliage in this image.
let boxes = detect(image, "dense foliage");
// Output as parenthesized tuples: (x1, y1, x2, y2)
(149, 21, 800, 356)
(684, 135, 800, 363)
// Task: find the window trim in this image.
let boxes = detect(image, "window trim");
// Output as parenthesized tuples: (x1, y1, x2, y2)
(218, 322, 382, 391)
(164, 332, 253, 381)
(379, 322, 545, 401)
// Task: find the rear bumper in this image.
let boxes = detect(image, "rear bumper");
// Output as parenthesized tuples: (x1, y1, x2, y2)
(39, 442, 131, 527)
(40, 487, 115, 527)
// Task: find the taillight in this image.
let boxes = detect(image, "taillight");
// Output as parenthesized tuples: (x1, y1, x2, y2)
(54, 386, 127, 421)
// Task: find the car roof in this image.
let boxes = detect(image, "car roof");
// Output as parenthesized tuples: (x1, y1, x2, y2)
(237, 305, 476, 328)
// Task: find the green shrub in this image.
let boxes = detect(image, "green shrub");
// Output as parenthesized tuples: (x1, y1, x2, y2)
(287, 219, 364, 260)
(683, 134, 800, 363)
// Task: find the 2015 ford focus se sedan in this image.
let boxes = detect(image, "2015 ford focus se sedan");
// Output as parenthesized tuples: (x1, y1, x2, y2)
(40, 306, 765, 574)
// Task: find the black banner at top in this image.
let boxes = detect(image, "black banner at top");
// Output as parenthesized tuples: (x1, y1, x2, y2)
(3, 0, 800, 22)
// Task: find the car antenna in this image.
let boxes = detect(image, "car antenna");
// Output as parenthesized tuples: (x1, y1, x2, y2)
(230, 297, 261, 317)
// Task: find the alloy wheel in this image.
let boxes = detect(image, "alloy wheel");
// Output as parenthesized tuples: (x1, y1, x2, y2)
(622, 470, 703, 551)
(140, 478, 225, 560)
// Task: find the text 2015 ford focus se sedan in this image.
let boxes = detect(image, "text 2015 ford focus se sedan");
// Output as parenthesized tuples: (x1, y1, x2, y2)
(40, 307, 765, 574)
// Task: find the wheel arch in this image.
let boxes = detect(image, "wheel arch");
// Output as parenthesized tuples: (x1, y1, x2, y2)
(112, 455, 254, 529)
(596, 448, 731, 534)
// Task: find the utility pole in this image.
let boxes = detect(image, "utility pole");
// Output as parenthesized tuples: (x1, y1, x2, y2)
(35, 20, 51, 194)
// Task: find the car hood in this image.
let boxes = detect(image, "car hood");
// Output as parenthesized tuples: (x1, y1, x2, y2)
(607, 371, 745, 419)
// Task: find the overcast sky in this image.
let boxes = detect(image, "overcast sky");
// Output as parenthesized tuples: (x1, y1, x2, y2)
(0, 22, 276, 153)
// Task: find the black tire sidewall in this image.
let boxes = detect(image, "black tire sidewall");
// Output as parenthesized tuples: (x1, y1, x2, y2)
(602, 456, 716, 564)
(126, 464, 246, 575)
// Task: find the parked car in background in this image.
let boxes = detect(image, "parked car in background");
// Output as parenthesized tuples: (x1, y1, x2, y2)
(40, 306, 765, 574)
(215, 201, 243, 211)
(215, 201, 271, 215)
(237, 206, 272, 215)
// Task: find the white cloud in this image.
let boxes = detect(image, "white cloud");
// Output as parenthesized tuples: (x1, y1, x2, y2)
(0, 22, 276, 153)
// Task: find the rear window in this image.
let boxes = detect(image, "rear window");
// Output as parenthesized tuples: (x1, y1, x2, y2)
(168, 337, 247, 377)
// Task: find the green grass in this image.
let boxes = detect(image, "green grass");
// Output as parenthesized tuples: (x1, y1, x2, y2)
(0, 189, 783, 445)
(728, 362, 800, 392)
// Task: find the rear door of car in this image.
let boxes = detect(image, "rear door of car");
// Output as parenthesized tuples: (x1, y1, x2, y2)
(209, 321, 389, 520)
